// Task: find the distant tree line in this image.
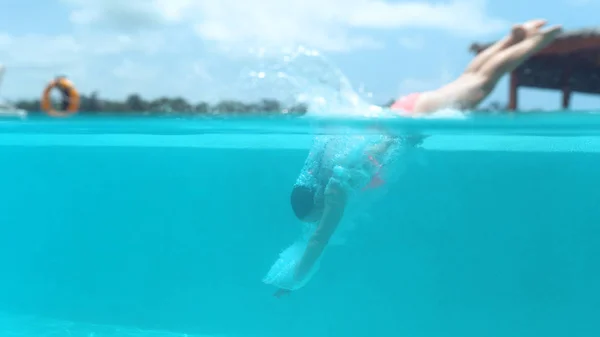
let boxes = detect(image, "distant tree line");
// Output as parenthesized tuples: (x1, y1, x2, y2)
(12, 91, 509, 115)
(13, 92, 309, 115)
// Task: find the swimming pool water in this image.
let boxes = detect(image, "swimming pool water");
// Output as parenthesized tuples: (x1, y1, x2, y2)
(0, 114, 599, 337)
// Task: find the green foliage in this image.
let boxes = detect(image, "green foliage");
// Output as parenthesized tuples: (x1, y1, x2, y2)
(12, 92, 309, 115)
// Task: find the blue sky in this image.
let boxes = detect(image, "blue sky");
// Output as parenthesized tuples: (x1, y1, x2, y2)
(0, 0, 599, 110)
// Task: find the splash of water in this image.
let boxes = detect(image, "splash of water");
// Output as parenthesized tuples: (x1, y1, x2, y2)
(238, 46, 468, 120)
(239, 46, 389, 118)
(257, 47, 449, 292)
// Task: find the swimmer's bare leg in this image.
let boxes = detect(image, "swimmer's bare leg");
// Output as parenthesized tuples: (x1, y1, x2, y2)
(271, 183, 346, 299)
(465, 23, 529, 73)
(479, 24, 562, 81)
(294, 180, 346, 283)
(413, 22, 561, 113)
(467, 20, 552, 73)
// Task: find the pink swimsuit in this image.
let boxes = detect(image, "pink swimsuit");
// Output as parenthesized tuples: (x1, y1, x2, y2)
(390, 92, 421, 115)
(360, 92, 421, 190)
(302, 92, 421, 194)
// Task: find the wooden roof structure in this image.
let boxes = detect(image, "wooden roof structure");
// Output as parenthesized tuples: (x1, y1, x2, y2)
(470, 28, 600, 110)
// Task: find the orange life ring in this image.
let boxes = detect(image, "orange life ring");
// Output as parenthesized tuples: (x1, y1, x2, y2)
(40, 77, 80, 117)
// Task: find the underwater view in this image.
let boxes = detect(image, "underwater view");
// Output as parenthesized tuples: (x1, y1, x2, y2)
(1, 2, 600, 335)
(0, 112, 599, 337)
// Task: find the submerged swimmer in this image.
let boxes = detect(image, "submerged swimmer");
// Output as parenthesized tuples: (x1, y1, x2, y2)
(268, 135, 400, 297)
(268, 19, 562, 297)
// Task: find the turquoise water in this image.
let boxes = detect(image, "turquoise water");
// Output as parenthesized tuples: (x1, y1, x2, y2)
(0, 114, 600, 337)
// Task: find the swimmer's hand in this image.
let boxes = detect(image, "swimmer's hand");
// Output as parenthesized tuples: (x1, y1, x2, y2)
(274, 288, 292, 298)
(294, 179, 346, 283)
(365, 138, 396, 156)
(404, 134, 425, 147)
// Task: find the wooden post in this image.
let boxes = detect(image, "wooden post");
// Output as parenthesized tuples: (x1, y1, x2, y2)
(561, 66, 572, 110)
(508, 71, 518, 111)
(562, 88, 571, 109)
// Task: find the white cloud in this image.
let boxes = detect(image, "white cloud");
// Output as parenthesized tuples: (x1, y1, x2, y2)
(0, 32, 162, 69)
(88, 33, 165, 55)
(63, 0, 507, 52)
(112, 59, 157, 81)
(0, 0, 507, 99)
(347, 0, 506, 36)
(1, 35, 81, 66)
(191, 61, 212, 81)
(63, 0, 181, 31)
(0, 31, 191, 100)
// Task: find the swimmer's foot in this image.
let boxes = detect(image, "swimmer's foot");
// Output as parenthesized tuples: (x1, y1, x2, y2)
(523, 19, 549, 37)
(540, 25, 563, 38)
(510, 25, 527, 44)
(273, 288, 291, 298)
(509, 19, 549, 46)
(531, 24, 563, 50)
(520, 19, 561, 46)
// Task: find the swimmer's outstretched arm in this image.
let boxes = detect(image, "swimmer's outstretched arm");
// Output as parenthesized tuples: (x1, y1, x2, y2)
(294, 179, 347, 282)
(293, 137, 396, 283)
(277, 138, 397, 294)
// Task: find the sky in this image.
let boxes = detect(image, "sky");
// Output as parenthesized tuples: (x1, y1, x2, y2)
(0, 0, 599, 110)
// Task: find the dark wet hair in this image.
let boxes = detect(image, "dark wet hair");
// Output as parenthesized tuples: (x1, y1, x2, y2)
(290, 185, 316, 220)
